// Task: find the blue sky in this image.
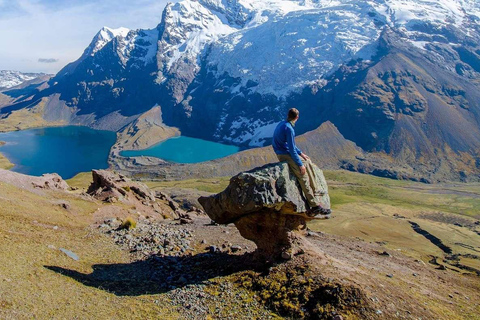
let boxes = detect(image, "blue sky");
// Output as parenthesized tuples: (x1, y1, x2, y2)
(0, 0, 177, 74)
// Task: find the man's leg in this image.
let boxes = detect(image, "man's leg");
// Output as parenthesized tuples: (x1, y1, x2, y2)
(304, 159, 323, 196)
(277, 154, 319, 208)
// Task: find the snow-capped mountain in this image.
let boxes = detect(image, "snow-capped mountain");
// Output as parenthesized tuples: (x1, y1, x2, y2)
(0, 70, 47, 89)
(2, 0, 480, 181)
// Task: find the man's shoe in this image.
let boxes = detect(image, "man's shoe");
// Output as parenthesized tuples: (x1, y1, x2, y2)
(307, 206, 332, 219)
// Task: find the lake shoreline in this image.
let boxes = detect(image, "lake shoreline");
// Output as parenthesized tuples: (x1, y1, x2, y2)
(0, 126, 247, 179)
(0, 152, 14, 170)
(119, 136, 241, 164)
(0, 126, 116, 179)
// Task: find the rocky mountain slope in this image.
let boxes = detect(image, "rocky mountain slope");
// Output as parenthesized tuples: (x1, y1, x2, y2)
(1, 0, 480, 181)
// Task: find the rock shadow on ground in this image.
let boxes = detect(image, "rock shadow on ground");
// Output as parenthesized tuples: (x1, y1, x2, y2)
(45, 252, 261, 296)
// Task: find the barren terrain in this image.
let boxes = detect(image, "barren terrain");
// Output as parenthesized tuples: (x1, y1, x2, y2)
(0, 168, 478, 319)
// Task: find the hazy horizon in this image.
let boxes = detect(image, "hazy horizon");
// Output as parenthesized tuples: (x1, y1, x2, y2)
(0, 0, 178, 74)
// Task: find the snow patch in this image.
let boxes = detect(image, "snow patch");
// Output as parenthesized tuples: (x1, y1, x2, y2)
(0, 70, 46, 89)
(224, 117, 279, 146)
(208, 4, 382, 97)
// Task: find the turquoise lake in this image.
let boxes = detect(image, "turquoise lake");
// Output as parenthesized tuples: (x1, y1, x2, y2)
(0, 127, 241, 179)
(120, 136, 240, 163)
(0, 126, 116, 179)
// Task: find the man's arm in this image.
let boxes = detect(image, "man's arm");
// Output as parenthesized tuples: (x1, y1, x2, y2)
(286, 127, 304, 168)
(295, 146, 302, 155)
(293, 137, 310, 161)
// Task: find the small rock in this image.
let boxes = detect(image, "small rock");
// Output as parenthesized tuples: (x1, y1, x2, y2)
(53, 226, 58, 230)
(60, 203, 70, 210)
(295, 248, 305, 255)
(281, 251, 292, 260)
(59, 248, 79, 261)
(376, 310, 383, 315)
(201, 239, 207, 244)
(105, 218, 117, 225)
(179, 218, 192, 225)
(413, 273, 418, 277)
(333, 315, 343, 320)
(449, 294, 454, 299)
(386, 274, 393, 278)
(208, 245, 218, 253)
(231, 245, 242, 252)
(47, 245, 56, 250)
(379, 251, 391, 257)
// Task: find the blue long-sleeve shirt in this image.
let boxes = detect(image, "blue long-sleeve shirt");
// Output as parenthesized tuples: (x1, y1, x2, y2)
(272, 120, 303, 167)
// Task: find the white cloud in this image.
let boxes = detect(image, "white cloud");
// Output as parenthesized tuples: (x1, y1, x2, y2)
(0, 0, 177, 73)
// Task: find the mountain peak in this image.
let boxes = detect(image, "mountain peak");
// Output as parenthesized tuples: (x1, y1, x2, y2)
(85, 26, 131, 57)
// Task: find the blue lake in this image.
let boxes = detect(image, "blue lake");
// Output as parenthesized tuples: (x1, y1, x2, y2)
(120, 136, 241, 163)
(0, 126, 116, 179)
(0, 127, 241, 179)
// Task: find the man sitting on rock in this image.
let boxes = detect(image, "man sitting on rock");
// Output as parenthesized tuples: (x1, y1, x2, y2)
(272, 108, 331, 218)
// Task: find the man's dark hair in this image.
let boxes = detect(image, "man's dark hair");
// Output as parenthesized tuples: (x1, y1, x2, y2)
(287, 108, 299, 121)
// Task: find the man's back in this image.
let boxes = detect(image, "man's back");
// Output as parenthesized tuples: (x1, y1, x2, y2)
(272, 120, 302, 167)
(272, 120, 290, 154)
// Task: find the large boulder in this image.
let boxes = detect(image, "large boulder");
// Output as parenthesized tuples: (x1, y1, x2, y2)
(199, 162, 330, 260)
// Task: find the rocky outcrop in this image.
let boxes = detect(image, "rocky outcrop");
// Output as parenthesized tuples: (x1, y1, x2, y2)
(199, 162, 330, 260)
(87, 169, 195, 221)
(87, 169, 156, 203)
(0, 169, 69, 194)
(31, 173, 70, 191)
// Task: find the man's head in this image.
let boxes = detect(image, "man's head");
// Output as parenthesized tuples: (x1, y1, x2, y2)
(287, 108, 299, 122)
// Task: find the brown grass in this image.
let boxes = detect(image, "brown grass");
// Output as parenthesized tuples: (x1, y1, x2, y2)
(0, 181, 179, 319)
(0, 151, 13, 170)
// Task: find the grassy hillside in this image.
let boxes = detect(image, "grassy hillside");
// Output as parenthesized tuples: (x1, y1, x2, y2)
(0, 181, 179, 319)
(0, 142, 13, 169)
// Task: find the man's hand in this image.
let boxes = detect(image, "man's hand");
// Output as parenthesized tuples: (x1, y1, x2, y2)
(300, 165, 306, 175)
(300, 153, 310, 161)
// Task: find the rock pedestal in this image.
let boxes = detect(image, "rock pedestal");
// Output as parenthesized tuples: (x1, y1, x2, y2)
(199, 162, 330, 260)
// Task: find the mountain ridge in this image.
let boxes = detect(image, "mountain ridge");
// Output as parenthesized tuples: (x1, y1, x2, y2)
(1, 0, 479, 182)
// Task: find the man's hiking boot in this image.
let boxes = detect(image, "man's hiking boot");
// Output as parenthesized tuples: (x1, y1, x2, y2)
(307, 206, 331, 219)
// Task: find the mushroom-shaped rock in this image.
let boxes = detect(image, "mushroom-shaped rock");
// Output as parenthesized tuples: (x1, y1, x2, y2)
(199, 162, 330, 260)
